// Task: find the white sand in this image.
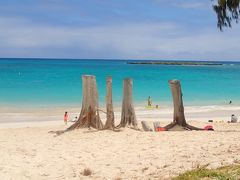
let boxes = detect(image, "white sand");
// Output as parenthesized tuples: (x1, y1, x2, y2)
(0, 106, 240, 179)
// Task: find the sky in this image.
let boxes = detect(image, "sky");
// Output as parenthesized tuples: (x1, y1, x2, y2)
(0, 0, 239, 61)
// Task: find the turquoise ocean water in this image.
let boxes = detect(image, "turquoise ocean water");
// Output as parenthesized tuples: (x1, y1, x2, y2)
(0, 58, 240, 107)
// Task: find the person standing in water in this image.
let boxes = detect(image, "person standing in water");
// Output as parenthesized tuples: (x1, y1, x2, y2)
(148, 96, 152, 106)
(64, 111, 68, 125)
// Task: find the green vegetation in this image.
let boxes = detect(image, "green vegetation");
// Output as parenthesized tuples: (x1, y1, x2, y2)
(173, 164, 240, 180)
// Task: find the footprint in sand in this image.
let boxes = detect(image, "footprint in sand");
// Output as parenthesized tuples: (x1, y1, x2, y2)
(41, 173, 49, 177)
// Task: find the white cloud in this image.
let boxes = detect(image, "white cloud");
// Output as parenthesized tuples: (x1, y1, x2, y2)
(174, 2, 207, 8)
(154, 0, 209, 9)
(0, 16, 239, 60)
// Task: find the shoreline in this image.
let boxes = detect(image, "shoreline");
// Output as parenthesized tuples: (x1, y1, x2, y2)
(1, 104, 240, 128)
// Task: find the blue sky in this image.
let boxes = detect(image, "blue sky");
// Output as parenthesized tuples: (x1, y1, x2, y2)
(0, 0, 239, 61)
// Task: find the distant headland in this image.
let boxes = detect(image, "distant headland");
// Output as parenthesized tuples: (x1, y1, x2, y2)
(127, 61, 223, 66)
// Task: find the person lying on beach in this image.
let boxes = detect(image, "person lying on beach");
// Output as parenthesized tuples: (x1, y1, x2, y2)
(229, 114, 238, 123)
(70, 116, 78, 122)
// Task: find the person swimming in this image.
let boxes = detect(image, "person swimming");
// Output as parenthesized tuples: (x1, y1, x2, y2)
(229, 100, 232, 104)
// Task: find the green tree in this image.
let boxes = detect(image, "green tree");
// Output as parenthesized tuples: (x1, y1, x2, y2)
(213, 0, 240, 30)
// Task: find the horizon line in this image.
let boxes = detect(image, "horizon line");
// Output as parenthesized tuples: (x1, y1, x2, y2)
(0, 57, 240, 62)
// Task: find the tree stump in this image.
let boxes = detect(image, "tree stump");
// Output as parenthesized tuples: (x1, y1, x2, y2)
(164, 80, 203, 131)
(117, 78, 138, 128)
(67, 75, 103, 131)
(103, 76, 115, 130)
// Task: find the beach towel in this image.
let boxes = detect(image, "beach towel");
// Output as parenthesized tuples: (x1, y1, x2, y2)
(156, 127, 166, 131)
(204, 125, 214, 131)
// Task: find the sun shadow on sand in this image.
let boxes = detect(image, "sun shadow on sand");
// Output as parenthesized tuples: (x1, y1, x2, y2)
(215, 130, 240, 132)
(48, 130, 65, 136)
(48, 128, 124, 137)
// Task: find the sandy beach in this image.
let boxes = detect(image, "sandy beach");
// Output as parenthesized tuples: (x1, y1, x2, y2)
(1, 0, 240, 178)
(0, 106, 240, 179)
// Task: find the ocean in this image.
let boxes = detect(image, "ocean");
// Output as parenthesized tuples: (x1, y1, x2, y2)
(0, 58, 240, 108)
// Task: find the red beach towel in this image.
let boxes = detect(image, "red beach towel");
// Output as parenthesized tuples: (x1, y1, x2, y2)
(156, 127, 166, 132)
(204, 125, 214, 131)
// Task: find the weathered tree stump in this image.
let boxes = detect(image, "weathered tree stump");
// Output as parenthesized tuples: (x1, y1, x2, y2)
(67, 75, 103, 131)
(164, 80, 203, 131)
(117, 78, 138, 128)
(103, 76, 115, 130)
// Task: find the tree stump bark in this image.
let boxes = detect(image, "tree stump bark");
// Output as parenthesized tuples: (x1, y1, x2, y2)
(103, 76, 115, 130)
(117, 78, 138, 128)
(67, 75, 103, 131)
(164, 80, 203, 131)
